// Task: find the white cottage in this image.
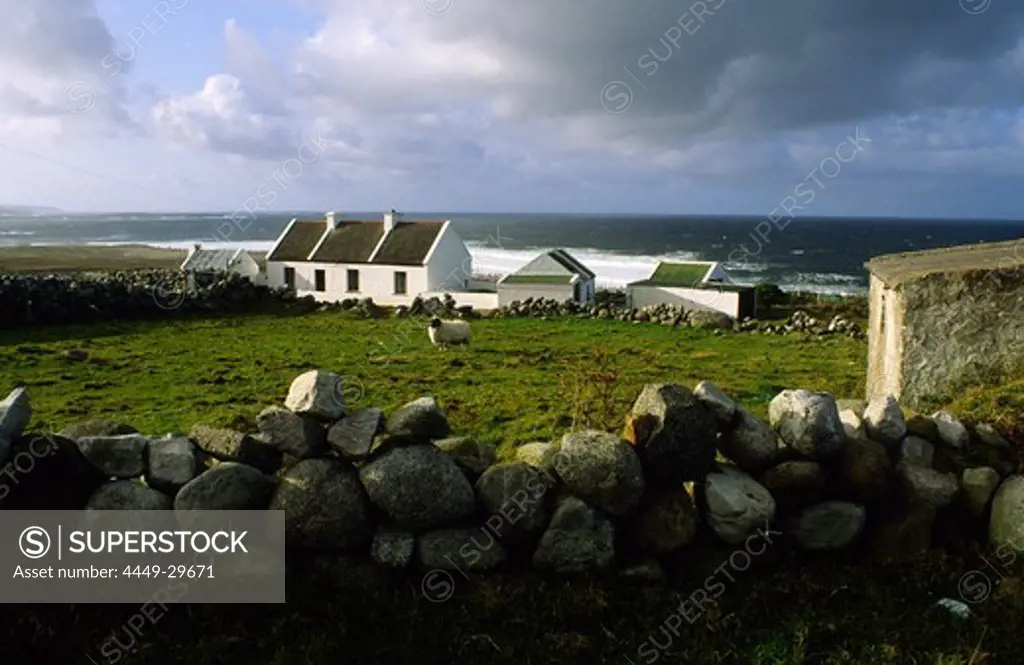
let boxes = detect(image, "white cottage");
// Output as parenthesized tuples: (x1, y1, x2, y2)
(180, 245, 263, 291)
(496, 249, 596, 306)
(265, 210, 471, 305)
(626, 260, 756, 318)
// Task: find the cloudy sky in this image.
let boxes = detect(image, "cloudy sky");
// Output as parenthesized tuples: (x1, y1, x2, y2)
(2, 0, 1024, 217)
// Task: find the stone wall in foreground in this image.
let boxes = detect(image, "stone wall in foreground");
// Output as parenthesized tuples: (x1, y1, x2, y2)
(0, 373, 1019, 582)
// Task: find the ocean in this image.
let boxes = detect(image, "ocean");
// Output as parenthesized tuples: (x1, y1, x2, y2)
(2, 212, 1022, 295)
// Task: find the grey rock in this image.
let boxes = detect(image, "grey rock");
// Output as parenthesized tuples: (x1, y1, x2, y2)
(326, 408, 382, 461)
(189, 424, 281, 474)
(693, 381, 737, 425)
(532, 496, 615, 573)
(990, 476, 1024, 552)
(963, 467, 1001, 518)
(417, 529, 506, 571)
(285, 370, 345, 421)
(703, 466, 776, 544)
(256, 406, 327, 459)
(795, 501, 866, 550)
(554, 430, 644, 516)
(0, 387, 31, 460)
(760, 461, 827, 511)
(358, 445, 475, 531)
(718, 407, 779, 473)
(619, 559, 666, 584)
(688, 310, 735, 330)
(475, 463, 549, 540)
(622, 383, 718, 484)
(146, 436, 200, 493)
(58, 419, 139, 440)
(269, 458, 373, 549)
(86, 481, 173, 510)
(633, 487, 700, 555)
(931, 411, 969, 449)
(76, 434, 149, 478)
(975, 423, 1010, 449)
(863, 395, 907, 446)
(514, 442, 560, 483)
(386, 397, 450, 441)
(900, 436, 935, 468)
(769, 389, 846, 459)
(838, 438, 895, 505)
(835, 399, 867, 418)
(371, 528, 415, 568)
(839, 409, 865, 441)
(174, 462, 274, 510)
(435, 436, 497, 477)
(905, 414, 940, 442)
(896, 463, 959, 508)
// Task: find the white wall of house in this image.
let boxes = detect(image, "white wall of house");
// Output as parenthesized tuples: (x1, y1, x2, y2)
(267, 261, 430, 305)
(627, 285, 740, 316)
(497, 283, 575, 306)
(426, 225, 473, 293)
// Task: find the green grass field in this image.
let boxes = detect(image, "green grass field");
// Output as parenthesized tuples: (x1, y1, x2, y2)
(2, 310, 1023, 663)
(0, 310, 866, 449)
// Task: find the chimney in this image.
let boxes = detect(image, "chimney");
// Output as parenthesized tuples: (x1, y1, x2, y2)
(383, 209, 403, 233)
(188, 243, 200, 257)
(326, 211, 340, 229)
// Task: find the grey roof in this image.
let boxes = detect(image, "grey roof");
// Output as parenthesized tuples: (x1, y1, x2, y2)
(548, 249, 596, 279)
(865, 238, 1024, 286)
(181, 249, 247, 272)
(370, 221, 446, 266)
(267, 220, 328, 262)
(309, 221, 385, 263)
(507, 249, 595, 282)
(267, 217, 446, 266)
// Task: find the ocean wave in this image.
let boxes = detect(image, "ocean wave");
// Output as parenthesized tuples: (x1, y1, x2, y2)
(0, 230, 36, 236)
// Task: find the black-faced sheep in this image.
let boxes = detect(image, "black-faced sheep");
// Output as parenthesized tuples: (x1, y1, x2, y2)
(428, 317, 471, 349)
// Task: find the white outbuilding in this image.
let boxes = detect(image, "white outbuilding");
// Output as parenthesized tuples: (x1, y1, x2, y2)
(496, 249, 596, 306)
(180, 245, 263, 291)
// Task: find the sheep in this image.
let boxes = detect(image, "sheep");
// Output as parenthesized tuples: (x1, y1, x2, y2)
(428, 317, 471, 349)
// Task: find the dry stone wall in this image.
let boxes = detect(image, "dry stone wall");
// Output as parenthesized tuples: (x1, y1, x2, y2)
(0, 373, 1020, 584)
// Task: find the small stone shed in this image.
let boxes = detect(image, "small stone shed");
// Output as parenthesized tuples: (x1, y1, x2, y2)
(864, 238, 1024, 408)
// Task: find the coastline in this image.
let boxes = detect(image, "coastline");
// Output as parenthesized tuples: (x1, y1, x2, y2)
(0, 245, 266, 274)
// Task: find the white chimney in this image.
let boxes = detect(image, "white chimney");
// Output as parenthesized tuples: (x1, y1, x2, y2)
(326, 211, 340, 229)
(383, 209, 403, 233)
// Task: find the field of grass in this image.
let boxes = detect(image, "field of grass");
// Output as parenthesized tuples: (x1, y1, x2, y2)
(0, 310, 867, 449)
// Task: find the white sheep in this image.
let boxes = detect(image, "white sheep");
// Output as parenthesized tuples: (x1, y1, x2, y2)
(427, 317, 471, 349)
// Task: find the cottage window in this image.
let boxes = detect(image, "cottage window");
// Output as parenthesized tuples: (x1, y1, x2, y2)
(314, 269, 326, 292)
(347, 269, 360, 292)
(284, 267, 295, 289)
(394, 271, 407, 294)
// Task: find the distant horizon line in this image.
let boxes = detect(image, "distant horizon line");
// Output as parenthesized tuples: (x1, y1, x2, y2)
(4, 209, 1024, 223)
